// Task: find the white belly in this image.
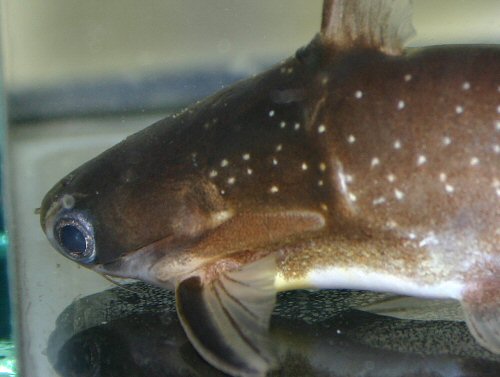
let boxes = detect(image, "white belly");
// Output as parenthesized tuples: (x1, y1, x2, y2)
(275, 266, 464, 300)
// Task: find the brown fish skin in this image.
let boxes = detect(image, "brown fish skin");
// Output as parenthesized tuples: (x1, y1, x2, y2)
(39, 1, 500, 375)
(40, 42, 499, 280)
(39, 47, 332, 272)
(273, 42, 500, 281)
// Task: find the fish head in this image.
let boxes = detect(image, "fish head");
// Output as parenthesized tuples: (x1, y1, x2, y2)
(40, 121, 232, 282)
(40, 52, 331, 285)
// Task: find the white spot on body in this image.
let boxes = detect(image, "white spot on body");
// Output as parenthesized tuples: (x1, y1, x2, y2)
(394, 189, 405, 200)
(275, 144, 283, 152)
(270, 185, 279, 193)
(497, 106, 500, 114)
(191, 152, 199, 168)
(301, 162, 308, 171)
(455, 105, 464, 114)
(445, 184, 455, 193)
(247, 168, 253, 175)
(280, 121, 286, 129)
(470, 157, 480, 166)
(494, 179, 500, 197)
(387, 174, 396, 183)
(439, 172, 447, 182)
(269, 110, 275, 117)
(220, 159, 229, 167)
(294, 123, 301, 131)
(397, 100, 405, 110)
(372, 197, 386, 206)
(318, 124, 326, 133)
(417, 155, 427, 166)
(355, 90, 363, 99)
(242, 153, 250, 161)
(209, 170, 218, 178)
(386, 220, 398, 229)
(227, 177, 235, 185)
(319, 162, 327, 172)
(419, 232, 439, 247)
(442, 136, 452, 146)
(272, 158, 278, 166)
(462, 82, 471, 90)
(494, 179, 500, 196)
(211, 211, 233, 223)
(494, 144, 500, 154)
(348, 192, 357, 202)
(404, 74, 412, 82)
(318, 180, 324, 187)
(495, 121, 500, 131)
(371, 157, 380, 168)
(393, 140, 402, 149)
(347, 135, 356, 143)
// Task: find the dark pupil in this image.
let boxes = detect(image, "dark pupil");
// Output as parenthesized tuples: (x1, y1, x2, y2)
(60, 225, 87, 254)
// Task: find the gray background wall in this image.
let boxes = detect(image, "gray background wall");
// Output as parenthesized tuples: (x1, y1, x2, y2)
(3, 0, 500, 91)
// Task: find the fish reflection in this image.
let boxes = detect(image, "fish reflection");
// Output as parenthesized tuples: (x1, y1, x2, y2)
(49, 285, 500, 377)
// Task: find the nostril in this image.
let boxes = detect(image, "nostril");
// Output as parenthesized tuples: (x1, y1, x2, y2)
(60, 225, 87, 255)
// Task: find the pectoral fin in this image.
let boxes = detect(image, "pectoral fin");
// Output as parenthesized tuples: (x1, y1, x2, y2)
(462, 279, 500, 354)
(175, 254, 278, 377)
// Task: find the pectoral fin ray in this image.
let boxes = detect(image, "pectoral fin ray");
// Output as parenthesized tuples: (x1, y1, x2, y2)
(176, 254, 278, 377)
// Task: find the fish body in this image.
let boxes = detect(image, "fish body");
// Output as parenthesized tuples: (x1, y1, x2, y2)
(40, 1, 499, 376)
(274, 44, 500, 295)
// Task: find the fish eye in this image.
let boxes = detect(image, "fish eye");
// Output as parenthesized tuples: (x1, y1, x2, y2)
(54, 213, 96, 263)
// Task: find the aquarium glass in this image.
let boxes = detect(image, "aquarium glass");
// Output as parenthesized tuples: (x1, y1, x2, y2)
(3, 2, 500, 377)
(0, 41, 14, 377)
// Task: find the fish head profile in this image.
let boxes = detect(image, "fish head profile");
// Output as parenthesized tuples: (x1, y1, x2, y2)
(39, 64, 328, 284)
(40, 1, 500, 376)
(40, 117, 238, 283)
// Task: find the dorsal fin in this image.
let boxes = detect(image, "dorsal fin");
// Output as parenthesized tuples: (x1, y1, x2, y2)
(321, 0, 416, 55)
